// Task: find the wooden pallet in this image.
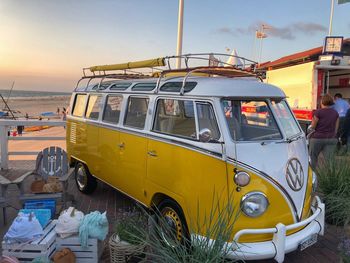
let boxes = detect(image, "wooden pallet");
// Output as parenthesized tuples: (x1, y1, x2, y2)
(56, 235, 103, 263)
(2, 220, 57, 262)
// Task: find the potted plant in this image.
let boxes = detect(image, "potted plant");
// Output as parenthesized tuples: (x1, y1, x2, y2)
(109, 210, 147, 263)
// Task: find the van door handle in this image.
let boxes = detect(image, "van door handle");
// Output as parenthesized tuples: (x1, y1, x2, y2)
(118, 142, 125, 149)
(147, 150, 157, 157)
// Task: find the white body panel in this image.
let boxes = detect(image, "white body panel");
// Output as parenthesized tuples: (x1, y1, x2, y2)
(235, 136, 309, 221)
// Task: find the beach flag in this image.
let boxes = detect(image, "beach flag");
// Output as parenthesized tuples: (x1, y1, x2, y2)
(256, 31, 267, 39)
(338, 0, 350, 4)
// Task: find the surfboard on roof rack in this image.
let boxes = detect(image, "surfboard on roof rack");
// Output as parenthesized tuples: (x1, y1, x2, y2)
(76, 53, 259, 92)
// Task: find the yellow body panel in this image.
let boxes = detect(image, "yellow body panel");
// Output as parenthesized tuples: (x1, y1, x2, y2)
(118, 131, 148, 203)
(67, 119, 88, 165)
(146, 138, 229, 235)
(67, 120, 313, 243)
(98, 126, 120, 184)
(226, 163, 292, 242)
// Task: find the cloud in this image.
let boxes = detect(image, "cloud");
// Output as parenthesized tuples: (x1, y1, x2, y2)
(216, 21, 327, 40)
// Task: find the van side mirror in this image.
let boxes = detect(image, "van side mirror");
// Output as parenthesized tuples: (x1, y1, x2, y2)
(199, 128, 212, 143)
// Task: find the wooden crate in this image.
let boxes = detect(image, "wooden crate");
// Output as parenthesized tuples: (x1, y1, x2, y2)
(56, 235, 103, 263)
(2, 220, 56, 262)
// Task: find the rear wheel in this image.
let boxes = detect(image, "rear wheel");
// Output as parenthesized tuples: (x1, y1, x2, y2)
(75, 162, 97, 194)
(157, 199, 190, 247)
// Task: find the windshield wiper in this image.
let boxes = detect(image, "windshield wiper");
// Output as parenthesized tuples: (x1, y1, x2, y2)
(279, 134, 303, 144)
(260, 134, 303, 145)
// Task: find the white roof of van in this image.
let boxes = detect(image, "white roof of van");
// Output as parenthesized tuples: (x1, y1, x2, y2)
(79, 76, 286, 98)
(182, 77, 285, 98)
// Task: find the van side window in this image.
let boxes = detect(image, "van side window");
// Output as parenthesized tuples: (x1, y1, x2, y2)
(124, 97, 149, 129)
(86, 94, 102, 120)
(153, 99, 196, 139)
(103, 95, 123, 124)
(196, 103, 220, 140)
(72, 94, 87, 117)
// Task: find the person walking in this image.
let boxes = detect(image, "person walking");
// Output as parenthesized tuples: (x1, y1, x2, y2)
(309, 94, 339, 170)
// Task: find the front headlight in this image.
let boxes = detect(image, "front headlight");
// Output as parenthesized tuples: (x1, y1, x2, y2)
(312, 172, 318, 193)
(241, 192, 269, 217)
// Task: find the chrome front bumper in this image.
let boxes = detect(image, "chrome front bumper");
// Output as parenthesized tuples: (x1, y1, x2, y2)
(227, 196, 325, 262)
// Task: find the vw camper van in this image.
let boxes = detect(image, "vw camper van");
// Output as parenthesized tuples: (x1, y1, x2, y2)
(66, 54, 324, 262)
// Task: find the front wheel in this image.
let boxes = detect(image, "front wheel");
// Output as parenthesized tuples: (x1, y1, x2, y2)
(157, 199, 190, 247)
(74, 162, 97, 194)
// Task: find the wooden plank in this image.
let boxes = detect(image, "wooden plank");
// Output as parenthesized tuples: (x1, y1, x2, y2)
(9, 137, 65, 141)
(62, 150, 68, 175)
(8, 152, 39, 156)
(19, 193, 62, 201)
(0, 174, 11, 185)
(42, 148, 49, 179)
(0, 120, 65, 126)
(49, 146, 56, 177)
(56, 147, 62, 176)
(2, 221, 56, 249)
(56, 236, 99, 263)
(3, 249, 55, 261)
(12, 171, 33, 184)
(59, 168, 74, 182)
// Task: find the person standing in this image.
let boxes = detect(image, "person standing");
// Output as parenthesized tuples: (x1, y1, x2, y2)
(17, 125, 24, 136)
(333, 93, 349, 138)
(309, 94, 339, 170)
(342, 108, 350, 154)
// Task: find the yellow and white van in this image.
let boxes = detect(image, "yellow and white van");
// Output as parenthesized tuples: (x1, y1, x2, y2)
(66, 54, 325, 262)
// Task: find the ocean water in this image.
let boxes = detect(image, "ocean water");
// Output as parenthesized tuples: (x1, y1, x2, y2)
(0, 89, 70, 98)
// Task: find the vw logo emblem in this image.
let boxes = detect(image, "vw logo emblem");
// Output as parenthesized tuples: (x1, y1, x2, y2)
(286, 158, 304, 191)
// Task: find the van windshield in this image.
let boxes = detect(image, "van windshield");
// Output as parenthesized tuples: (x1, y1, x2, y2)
(270, 100, 301, 138)
(222, 99, 282, 141)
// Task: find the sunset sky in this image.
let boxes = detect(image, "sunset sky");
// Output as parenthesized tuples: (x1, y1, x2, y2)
(1, 0, 350, 92)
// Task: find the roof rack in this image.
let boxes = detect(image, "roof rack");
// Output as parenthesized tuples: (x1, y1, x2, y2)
(75, 53, 258, 92)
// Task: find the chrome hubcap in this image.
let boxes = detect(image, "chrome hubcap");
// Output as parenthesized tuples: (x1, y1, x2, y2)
(76, 165, 87, 190)
(160, 208, 183, 246)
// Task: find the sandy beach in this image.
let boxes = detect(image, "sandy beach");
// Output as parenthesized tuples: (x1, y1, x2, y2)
(8, 126, 66, 161)
(0, 95, 70, 160)
(2, 95, 71, 118)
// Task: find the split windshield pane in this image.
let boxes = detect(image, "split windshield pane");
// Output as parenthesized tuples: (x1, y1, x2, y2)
(222, 99, 282, 141)
(270, 100, 301, 138)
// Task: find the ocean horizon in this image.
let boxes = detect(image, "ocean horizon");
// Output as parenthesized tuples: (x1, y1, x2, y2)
(0, 89, 71, 98)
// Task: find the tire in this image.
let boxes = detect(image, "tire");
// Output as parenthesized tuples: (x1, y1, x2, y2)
(74, 162, 97, 194)
(157, 199, 190, 247)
